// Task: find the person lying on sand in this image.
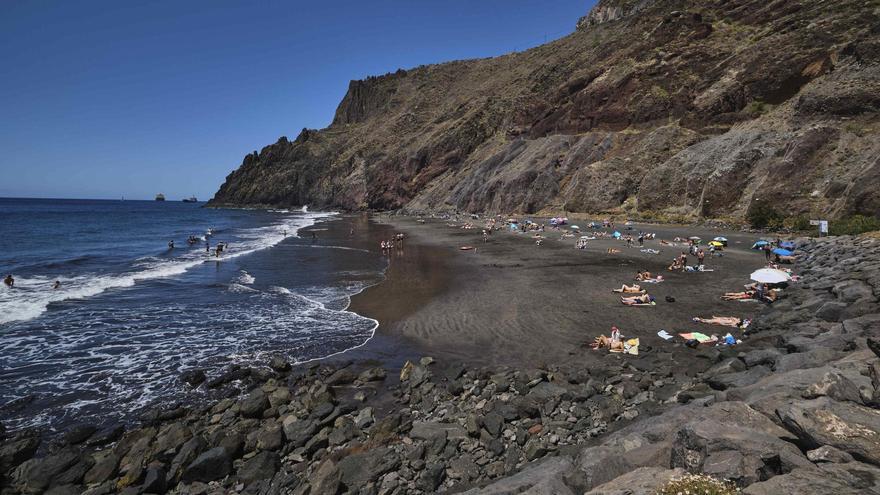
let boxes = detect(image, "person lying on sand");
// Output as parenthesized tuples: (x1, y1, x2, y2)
(607, 248, 621, 254)
(621, 294, 655, 305)
(692, 316, 750, 328)
(722, 290, 757, 300)
(635, 270, 653, 281)
(613, 284, 643, 293)
(590, 335, 624, 351)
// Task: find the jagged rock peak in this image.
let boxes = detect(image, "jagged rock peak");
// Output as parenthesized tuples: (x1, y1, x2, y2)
(576, 0, 656, 30)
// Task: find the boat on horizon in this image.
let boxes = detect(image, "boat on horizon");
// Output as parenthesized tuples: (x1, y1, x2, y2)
(182, 196, 198, 203)
(155, 193, 165, 201)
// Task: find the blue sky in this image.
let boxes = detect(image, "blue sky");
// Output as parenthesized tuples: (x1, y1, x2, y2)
(0, 1, 593, 201)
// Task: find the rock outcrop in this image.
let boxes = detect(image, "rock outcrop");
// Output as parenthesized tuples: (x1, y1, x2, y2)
(210, 0, 880, 222)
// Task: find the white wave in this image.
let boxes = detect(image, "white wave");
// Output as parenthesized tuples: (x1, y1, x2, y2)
(0, 211, 336, 325)
(235, 270, 255, 285)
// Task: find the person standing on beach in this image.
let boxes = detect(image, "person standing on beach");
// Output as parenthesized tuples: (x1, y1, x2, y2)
(697, 249, 705, 266)
(764, 244, 772, 261)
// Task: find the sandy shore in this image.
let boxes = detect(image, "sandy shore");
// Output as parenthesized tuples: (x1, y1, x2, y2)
(347, 213, 769, 371)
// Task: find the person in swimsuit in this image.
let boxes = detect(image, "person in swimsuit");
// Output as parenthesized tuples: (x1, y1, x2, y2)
(4, 275, 13, 288)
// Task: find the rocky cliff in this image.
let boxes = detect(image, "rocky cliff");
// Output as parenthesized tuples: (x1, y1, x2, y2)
(210, 0, 880, 221)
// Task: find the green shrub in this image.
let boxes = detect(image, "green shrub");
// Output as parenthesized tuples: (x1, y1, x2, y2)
(746, 202, 784, 229)
(745, 100, 773, 115)
(829, 215, 880, 236)
(656, 474, 739, 495)
(784, 214, 811, 232)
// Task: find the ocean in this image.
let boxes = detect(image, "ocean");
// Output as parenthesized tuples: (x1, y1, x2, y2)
(0, 198, 385, 432)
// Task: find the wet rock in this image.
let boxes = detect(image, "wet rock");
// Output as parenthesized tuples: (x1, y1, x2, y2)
(181, 447, 232, 483)
(326, 368, 358, 386)
(269, 355, 291, 372)
(12, 449, 81, 493)
(180, 369, 207, 387)
(207, 367, 250, 389)
(358, 367, 386, 382)
(64, 424, 97, 445)
(0, 432, 40, 472)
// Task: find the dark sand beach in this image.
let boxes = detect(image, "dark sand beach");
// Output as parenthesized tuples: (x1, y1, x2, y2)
(349, 214, 764, 369)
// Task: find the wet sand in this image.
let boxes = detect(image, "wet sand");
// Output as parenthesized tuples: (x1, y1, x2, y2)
(348, 214, 771, 372)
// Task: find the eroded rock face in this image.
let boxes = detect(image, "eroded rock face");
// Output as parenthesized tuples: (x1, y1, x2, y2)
(210, 0, 880, 222)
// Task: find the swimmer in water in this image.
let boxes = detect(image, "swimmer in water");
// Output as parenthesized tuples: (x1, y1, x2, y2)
(168, 240, 174, 249)
(53, 280, 61, 290)
(3, 275, 13, 288)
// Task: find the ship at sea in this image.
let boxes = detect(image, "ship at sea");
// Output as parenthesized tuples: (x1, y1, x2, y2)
(182, 196, 198, 203)
(155, 193, 165, 201)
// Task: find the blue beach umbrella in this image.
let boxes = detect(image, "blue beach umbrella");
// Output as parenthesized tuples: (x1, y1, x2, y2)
(752, 240, 770, 249)
(772, 248, 793, 256)
(779, 241, 796, 249)
(612, 231, 622, 238)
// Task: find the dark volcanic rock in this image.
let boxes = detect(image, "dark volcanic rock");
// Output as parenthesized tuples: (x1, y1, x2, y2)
(181, 447, 232, 483)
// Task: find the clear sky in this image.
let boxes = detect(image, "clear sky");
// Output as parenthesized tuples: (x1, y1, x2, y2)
(0, 1, 593, 201)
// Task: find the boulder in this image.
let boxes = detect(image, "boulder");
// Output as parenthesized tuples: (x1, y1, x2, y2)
(180, 447, 232, 483)
(584, 467, 687, 495)
(64, 424, 97, 445)
(141, 465, 167, 494)
(325, 368, 358, 386)
(357, 367, 386, 382)
(461, 456, 574, 494)
(239, 389, 270, 419)
(743, 461, 880, 494)
(803, 370, 863, 403)
(777, 396, 880, 465)
(416, 463, 446, 492)
(268, 355, 291, 372)
(336, 447, 400, 488)
(179, 369, 207, 387)
(806, 445, 854, 464)
(409, 421, 468, 441)
(237, 451, 279, 484)
(0, 433, 40, 473)
(774, 348, 846, 372)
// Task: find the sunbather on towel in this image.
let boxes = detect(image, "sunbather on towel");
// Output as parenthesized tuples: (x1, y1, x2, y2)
(621, 294, 655, 305)
(692, 316, 750, 328)
(635, 270, 653, 281)
(722, 290, 756, 300)
(613, 284, 643, 293)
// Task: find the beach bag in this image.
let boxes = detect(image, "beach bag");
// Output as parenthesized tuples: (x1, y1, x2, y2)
(665, 296, 675, 303)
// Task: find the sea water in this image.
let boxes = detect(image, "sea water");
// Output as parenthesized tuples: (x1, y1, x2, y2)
(0, 198, 384, 432)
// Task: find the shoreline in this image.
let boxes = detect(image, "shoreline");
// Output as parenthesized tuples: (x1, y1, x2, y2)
(4, 214, 880, 494)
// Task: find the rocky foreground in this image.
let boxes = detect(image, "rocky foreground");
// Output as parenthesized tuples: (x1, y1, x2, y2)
(2, 234, 880, 494)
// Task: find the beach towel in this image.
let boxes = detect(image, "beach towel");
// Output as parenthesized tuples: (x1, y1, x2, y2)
(641, 278, 664, 284)
(624, 338, 639, 355)
(628, 301, 656, 306)
(657, 330, 673, 340)
(679, 332, 712, 343)
(640, 249, 660, 254)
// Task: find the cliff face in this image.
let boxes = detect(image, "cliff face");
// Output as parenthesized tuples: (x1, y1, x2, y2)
(210, 0, 880, 221)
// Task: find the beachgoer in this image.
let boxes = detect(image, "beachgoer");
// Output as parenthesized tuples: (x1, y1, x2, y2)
(621, 294, 654, 305)
(764, 244, 772, 260)
(206, 240, 210, 253)
(4, 275, 13, 288)
(692, 316, 748, 327)
(53, 280, 61, 290)
(312, 232, 317, 239)
(637, 233, 644, 247)
(168, 240, 174, 249)
(722, 290, 756, 300)
(610, 326, 621, 344)
(697, 249, 705, 265)
(613, 284, 643, 293)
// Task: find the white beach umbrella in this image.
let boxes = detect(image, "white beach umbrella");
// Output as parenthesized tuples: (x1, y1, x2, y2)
(750, 268, 791, 284)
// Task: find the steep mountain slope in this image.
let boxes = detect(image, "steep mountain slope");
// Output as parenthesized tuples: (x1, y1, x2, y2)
(210, 0, 880, 221)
